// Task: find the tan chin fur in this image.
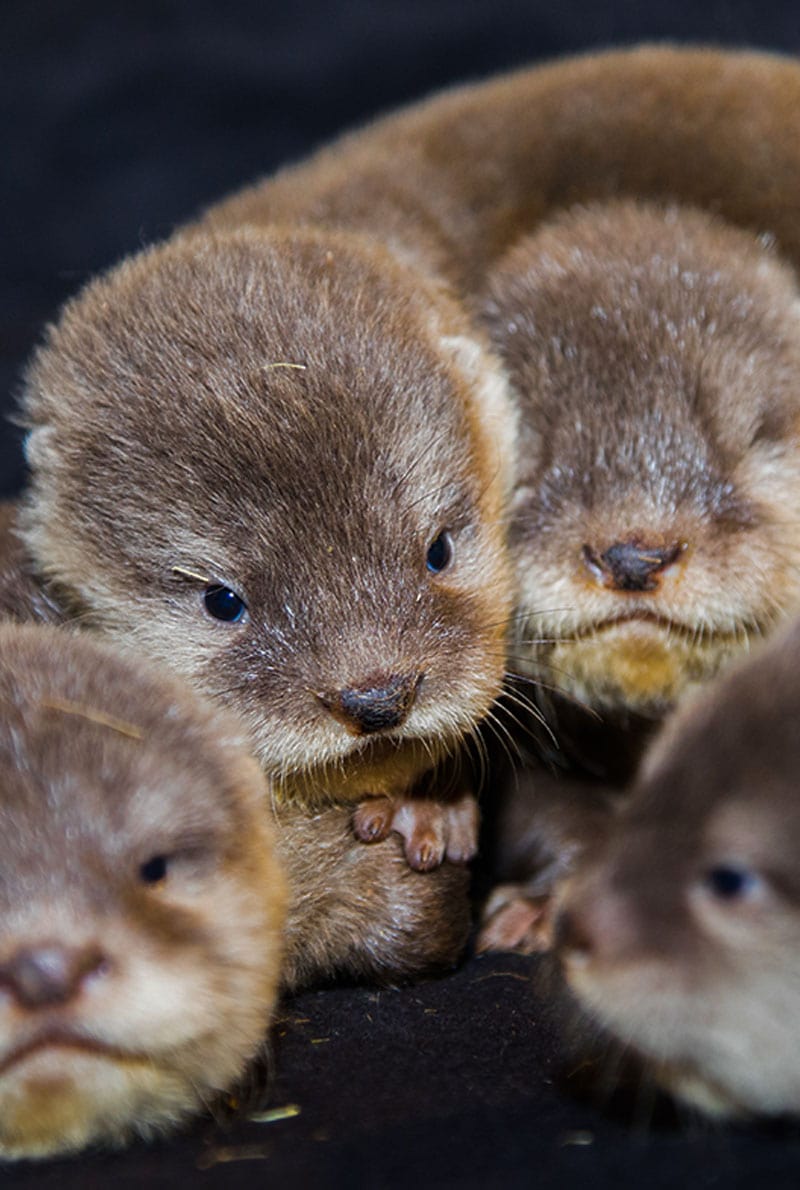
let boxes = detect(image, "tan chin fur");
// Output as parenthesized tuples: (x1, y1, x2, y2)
(270, 735, 453, 806)
(536, 623, 748, 715)
(0, 1052, 195, 1159)
(565, 958, 793, 1119)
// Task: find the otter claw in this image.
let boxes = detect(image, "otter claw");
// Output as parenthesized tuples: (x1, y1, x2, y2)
(352, 797, 395, 843)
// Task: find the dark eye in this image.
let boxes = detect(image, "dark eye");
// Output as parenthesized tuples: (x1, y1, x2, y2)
(703, 864, 763, 902)
(204, 584, 247, 623)
(139, 855, 169, 885)
(426, 531, 453, 574)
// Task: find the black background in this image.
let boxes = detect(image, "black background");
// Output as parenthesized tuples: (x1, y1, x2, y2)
(3, 2, 800, 1186)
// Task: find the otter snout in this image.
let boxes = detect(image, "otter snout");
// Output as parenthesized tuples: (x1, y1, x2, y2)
(317, 671, 423, 736)
(582, 540, 686, 592)
(0, 943, 108, 1009)
(555, 877, 642, 967)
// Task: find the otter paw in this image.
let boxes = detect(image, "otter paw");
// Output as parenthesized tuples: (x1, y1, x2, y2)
(352, 792, 479, 872)
(476, 884, 554, 954)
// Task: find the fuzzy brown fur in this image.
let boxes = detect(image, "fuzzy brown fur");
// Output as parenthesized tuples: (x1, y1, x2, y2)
(19, 227, 514, 810)
(0, 622, 287, 1159)
(17, 45, 800, 985)
(0, 496, 470, 1005)
(0, 502, 64, 625)
(197, 45, 800, 904)
(274, 802, 469, 992)
(557, 614, 800, 1118)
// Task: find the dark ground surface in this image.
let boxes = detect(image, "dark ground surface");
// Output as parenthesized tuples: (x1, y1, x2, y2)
(3, 2, 800, 1186)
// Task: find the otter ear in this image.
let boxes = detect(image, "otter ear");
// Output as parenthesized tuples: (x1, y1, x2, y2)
(22, 424, 57, 472)
(439, 333, 519, 497)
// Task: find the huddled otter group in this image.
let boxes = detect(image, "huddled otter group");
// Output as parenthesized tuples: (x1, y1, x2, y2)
(4, 44, 800, 1156)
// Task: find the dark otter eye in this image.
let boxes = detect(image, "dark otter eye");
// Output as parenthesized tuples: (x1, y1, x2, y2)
(204, 584, 246, 623)
(139, 855, 169, 885)
(703, 864, 762, 902)
(426, 531, 453, 574)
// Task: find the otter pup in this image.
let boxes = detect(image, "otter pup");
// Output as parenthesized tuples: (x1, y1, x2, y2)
(0, 622, 286, 1159)
(19, 226, 515, 870)
(555, 613, 800, 1119)
(481, 199, 800, 718)
(182, 47, 800, 804)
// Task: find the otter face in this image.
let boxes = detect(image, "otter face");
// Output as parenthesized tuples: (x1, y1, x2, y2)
(483, 200, 800, 715)
(20, 227, 515, 804)
(0, 625, 285, 1159)
(555, 618, 800, 1118)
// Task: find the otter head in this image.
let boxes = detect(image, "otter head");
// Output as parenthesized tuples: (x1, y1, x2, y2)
(0, 623, 285, 1159)
(482, 200, 800, 716)
(20, 226, 515, 804)
(555, 616, 800, 1118)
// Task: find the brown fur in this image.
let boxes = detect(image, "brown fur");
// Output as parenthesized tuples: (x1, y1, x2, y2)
(557, 615, 800, 1118)
(480, 200, 800, 717)
(0, 502, 64, 625)
(195, 46, 800, 880)
(20, 47, 800, 751)
(274, 802, 469, 991)
(19, 227, 514, 810)
(0, 623, 286, 1159)
(477, 760, 618, 954)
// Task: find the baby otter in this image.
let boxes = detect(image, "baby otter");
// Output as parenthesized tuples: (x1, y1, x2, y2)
(481, 199, 800, 719)
(0, 622, 286, 1159)
(19, 226, 515, 869)
(556, 613, 800, 1119)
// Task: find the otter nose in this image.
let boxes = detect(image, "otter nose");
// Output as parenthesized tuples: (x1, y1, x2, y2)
(0, 943, 109, 1009)
(318, 672, 423, 736)
(582, 540, 686, 592)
